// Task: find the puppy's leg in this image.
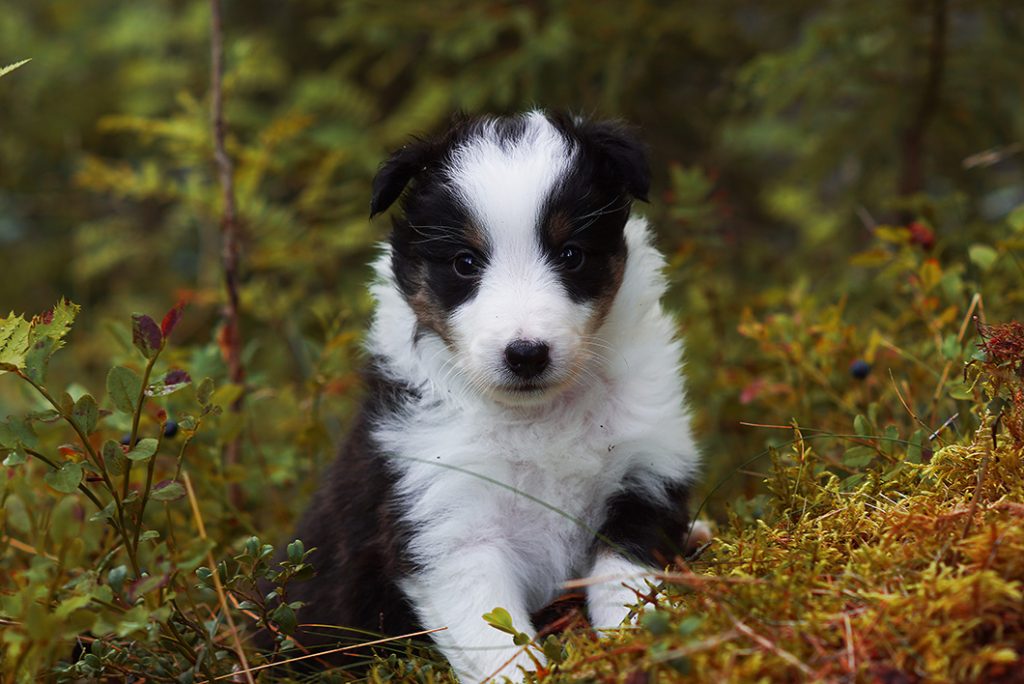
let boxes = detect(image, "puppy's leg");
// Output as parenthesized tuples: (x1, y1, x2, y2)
(587, 482, 691, 629)
(586, 549, 653, 630)
(403, 545, 540, 682)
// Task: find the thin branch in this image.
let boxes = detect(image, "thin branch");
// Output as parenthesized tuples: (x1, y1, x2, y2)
(210, 0, 246, 493)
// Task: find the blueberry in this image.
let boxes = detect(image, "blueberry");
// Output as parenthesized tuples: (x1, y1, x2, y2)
(120, 434, 132, 446)
(850, 360, 871, 380)
(163, 420, 179, 438)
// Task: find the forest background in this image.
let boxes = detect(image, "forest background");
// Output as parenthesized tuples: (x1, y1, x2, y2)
(2, 1, 1023, 682)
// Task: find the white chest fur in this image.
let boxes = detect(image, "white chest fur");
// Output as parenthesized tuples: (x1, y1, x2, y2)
(374, 374, 652, 609)
(365, 217, 700, 681)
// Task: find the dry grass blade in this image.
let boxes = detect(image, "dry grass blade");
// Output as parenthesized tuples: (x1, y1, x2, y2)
(931, 292, 981, 406)
(733, 620, 815, 677)
(1, 535, 57, 560)
(198, 627, 447, 682)
(183, 471, 255, 684)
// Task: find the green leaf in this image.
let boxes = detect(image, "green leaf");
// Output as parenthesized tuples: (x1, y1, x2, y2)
(941, 334, 961, 361)
(968, 244, 998, 271)
(44, 461, 84, 493)
(0, 312, 30, 372)
(71, 394, 99, 435)
(3, 451, 27, 466)
(543, 634, 565, 664)
(196, 377, 215, 406)
(150, 480, 185, 502)
(180, 538, 215, 573)
(20, 301, 81, 384)
(882, 424, 900, 456)
(125, 438, 158, 462)
(842, 446, 875, 468)
(271, 603, 297, 635)
(287, 539, 305, 563)
(512, 631, 531, 646)
(482, 607, 517, 635)
(107, 366, 142, 414)
(30, 299, 79, 345)
(853, 414, 872, 439)
(907, 429, 925, 464)
(210, 383, 243, 408)
(677, 615, 704, 636)
(641, 610, 670, 635)
(0, 416, 40, 451)
(24, 336, 56, 384)
(89, 501, 116, 522)
(1008, 204, 1024, 233)
(0, 58, 31, 79)
(102, 439, 126, 476)
(948, 381, 974, 401)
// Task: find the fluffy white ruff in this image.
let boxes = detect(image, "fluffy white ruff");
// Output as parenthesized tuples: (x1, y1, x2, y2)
(366, 218, 699, 681)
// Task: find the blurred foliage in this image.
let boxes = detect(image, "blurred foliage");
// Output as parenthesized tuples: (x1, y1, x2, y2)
(2, 0, 1024, 681)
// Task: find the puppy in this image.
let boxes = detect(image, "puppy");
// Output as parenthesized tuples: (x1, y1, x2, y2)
(281, 111, 701, 681)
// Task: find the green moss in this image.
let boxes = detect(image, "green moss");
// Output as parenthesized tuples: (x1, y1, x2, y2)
(523, 419, 1024, 683)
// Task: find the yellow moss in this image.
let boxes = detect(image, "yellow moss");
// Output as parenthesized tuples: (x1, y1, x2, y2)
(529, 415, 1024, 684)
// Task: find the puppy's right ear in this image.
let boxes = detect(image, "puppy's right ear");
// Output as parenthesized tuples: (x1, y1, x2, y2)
(370, 139, 436, 218)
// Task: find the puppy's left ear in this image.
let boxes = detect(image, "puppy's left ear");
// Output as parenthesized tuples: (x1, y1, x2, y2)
(370, 139, 437, 218)
(579, 120, 651, 202)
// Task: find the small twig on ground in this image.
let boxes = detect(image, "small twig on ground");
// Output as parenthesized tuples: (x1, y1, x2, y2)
(733, 620, 815, 677)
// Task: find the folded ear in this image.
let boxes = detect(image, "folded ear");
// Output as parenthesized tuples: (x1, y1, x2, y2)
(575, 119, 651, 202)
(369, 138, 437, 217)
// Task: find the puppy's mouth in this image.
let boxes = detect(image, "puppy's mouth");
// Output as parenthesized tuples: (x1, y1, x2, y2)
(504, 381, 550, 394)
(491, 373, 577, 405)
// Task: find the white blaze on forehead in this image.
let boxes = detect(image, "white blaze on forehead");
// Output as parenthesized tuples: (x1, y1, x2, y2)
(440, 113, 592, 388)
(445, 111, 574, 249)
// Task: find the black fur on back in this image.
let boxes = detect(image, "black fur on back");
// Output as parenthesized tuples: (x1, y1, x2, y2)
(257, 362, 422, 666)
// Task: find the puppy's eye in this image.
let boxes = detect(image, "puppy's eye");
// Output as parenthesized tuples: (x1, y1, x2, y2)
(557, 244, 585, 271)
(452, 252, 481, 278)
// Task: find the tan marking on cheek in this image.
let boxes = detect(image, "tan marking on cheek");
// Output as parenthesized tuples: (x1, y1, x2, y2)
(585, 252, 627, 334)
(406, 274, 455, 346)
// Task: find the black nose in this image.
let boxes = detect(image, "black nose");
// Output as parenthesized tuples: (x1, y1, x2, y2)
(504, 340, 550, 380)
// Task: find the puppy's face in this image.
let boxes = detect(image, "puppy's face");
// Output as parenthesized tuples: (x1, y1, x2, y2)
(372, 112, 649, 406)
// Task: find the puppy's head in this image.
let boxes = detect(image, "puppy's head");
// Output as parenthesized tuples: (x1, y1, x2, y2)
(372, 111, 649, 406)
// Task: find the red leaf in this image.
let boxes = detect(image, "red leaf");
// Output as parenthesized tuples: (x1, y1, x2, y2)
(163, 369, 191, 386)
(131, 314, 163, 359)
(161, 302, 186, 338)
(908, 221, 935, 250)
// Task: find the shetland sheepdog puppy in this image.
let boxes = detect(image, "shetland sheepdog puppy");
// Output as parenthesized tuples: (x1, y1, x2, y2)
(281, 111, 702, 682)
